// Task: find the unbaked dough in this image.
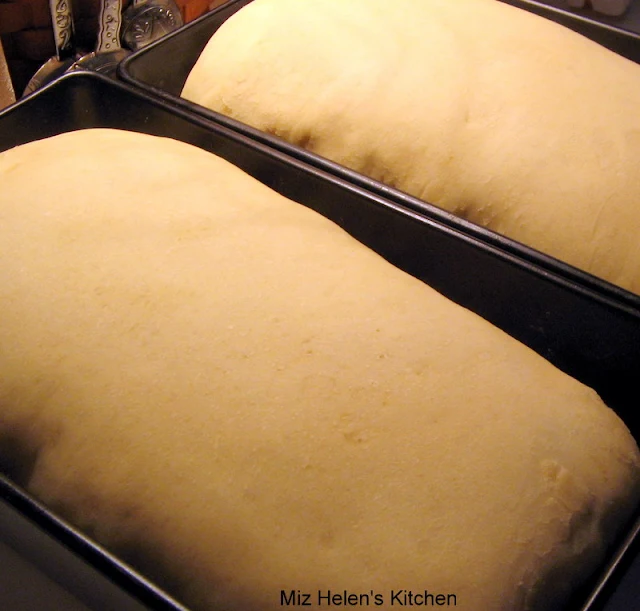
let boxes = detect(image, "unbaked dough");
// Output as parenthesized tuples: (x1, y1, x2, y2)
(0, 129, 638, 611)
(182, 0, 640, 296)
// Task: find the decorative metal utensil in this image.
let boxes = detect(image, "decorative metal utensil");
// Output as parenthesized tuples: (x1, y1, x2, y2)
(23, 0, 82, 96)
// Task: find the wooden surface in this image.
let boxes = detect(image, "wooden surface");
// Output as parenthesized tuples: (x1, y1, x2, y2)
(0, 39, 16, 108)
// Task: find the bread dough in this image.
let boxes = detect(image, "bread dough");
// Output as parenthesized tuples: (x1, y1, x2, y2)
(0, 129, 638, 611)
(183, 0, 640, 296)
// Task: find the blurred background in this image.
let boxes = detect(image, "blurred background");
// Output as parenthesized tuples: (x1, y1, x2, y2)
(0, 0, 228, 95)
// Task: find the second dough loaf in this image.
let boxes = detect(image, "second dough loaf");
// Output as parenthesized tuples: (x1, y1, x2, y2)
(183, 0, 640, 295)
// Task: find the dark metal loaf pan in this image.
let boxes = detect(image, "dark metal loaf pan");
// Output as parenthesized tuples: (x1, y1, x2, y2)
(504, 0, 640, 59)
(117, 0, 640, 307)
(0, 71, 639, 611)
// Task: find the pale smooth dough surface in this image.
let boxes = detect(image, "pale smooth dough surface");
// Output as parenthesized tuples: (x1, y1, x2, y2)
(183, 0, 640, 296)
(0, 129, 639, 611)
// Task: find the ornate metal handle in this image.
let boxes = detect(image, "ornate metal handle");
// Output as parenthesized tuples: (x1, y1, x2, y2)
(121, 0, 183, 52)
(96, 0, 123, 54)
(50, 0, 76, 59)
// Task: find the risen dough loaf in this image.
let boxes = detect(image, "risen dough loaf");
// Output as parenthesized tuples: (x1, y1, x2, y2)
(182, 0, 640, 296)
(0, 129, 639, 611)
